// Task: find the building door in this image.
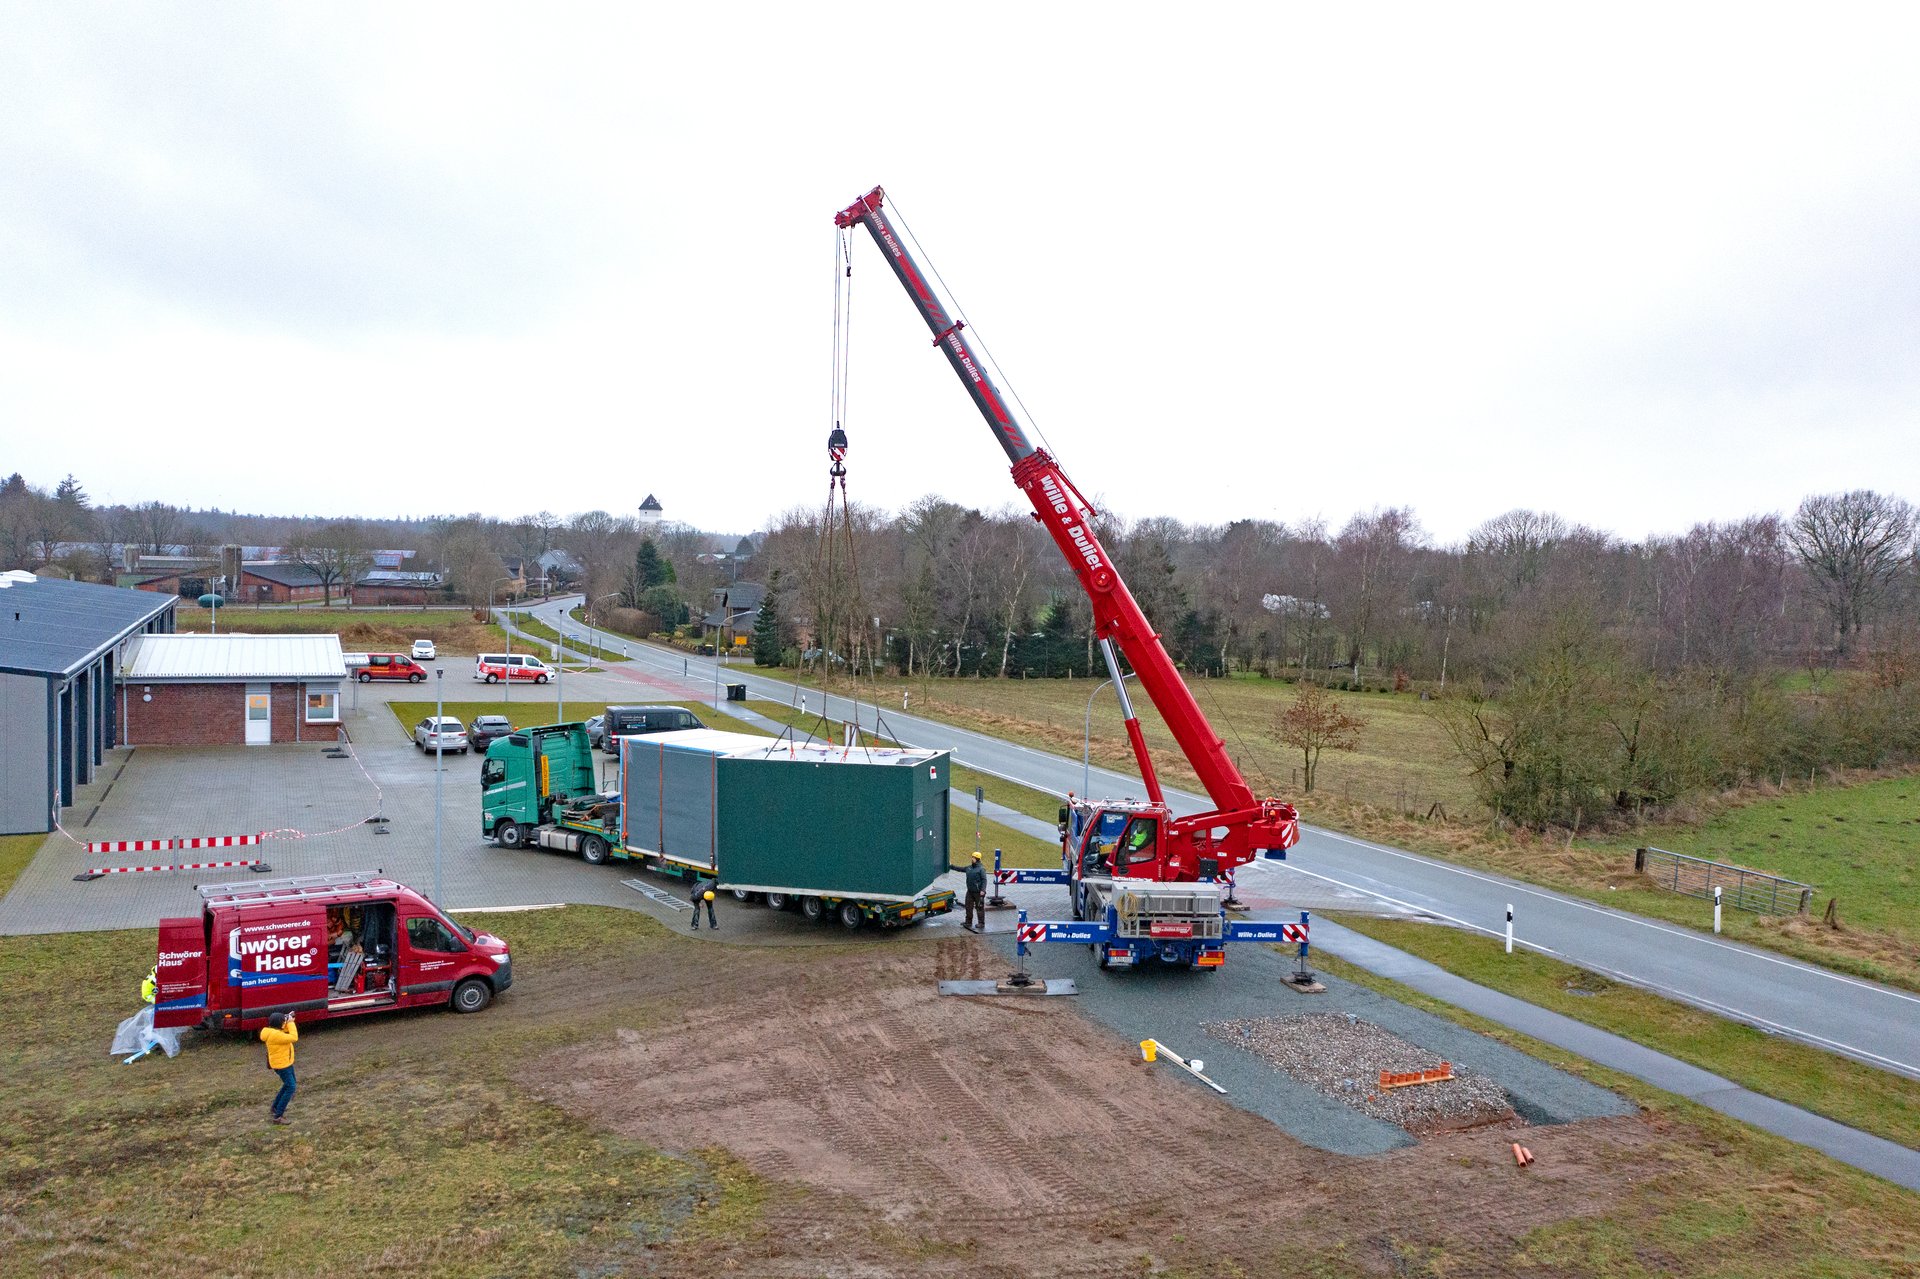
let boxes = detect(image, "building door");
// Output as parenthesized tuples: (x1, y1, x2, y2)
(245, 684, 271, 745)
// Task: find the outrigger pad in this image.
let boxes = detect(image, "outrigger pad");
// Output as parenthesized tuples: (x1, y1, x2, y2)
(937, 979, 1079, 997)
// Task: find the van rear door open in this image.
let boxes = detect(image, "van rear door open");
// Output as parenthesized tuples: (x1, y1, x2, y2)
(229, 910, 330, 1016)
(153, 916, 209, 1029)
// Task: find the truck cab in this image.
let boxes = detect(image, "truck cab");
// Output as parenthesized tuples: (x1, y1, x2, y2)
(1062, 797, 1173, 920)
(481, 722, 599, 848)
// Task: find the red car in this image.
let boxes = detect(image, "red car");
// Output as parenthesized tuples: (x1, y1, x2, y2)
(353, 653, 429, 682)
(153, 872, 512, 1032)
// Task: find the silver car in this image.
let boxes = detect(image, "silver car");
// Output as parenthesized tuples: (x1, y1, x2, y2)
(414, 716, 468, 754)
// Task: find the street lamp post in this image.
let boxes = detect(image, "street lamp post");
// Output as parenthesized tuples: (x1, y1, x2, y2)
(433, 667, 445, 905)
(488, 575, 518, 711)
(1082, 662, 1140, 798)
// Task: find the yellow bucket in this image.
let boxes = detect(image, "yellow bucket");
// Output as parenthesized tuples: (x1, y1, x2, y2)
(1140, 1039, 1158, 1062)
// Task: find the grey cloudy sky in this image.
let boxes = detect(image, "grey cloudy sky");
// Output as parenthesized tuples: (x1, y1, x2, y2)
(4, 3, 1917, 545)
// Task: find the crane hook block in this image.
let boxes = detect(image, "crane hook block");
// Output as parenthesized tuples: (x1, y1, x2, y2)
(828, 425, 848, 478)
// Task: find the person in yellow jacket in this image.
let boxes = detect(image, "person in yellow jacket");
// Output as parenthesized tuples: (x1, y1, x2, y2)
(140, 967, 156, 1005)
(260, 1011, 298, 1124)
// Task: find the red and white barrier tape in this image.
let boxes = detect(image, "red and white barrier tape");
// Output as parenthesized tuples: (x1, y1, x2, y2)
(86, 833, 262, 855)
(76, 858, 271, 882)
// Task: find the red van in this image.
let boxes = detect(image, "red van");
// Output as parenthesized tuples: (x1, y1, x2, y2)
(352, 653, 429, 683)
(152, 872, 512, 1032)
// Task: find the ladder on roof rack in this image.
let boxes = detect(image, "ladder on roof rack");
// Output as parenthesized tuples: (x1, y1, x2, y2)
(197, 870, 388, 905)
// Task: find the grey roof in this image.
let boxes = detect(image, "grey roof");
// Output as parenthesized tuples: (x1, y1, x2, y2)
(357, 570, 440, 586)
(121, 632, 347, 681)
(0, 571, 177, 678)
(242, 561, 325, 588)
(639, 494, 663, 512)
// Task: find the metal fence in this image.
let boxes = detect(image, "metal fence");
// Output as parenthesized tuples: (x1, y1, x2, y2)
(1635, 846, 1814, 916)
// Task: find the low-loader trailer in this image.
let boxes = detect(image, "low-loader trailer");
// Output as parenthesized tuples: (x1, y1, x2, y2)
(481, 722, 955, 929)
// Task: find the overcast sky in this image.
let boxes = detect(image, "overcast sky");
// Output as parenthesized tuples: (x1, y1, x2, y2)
(4, 3, 1917, 546)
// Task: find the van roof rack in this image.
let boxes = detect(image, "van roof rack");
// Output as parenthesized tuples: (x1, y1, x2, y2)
(198, 870, 395, 908)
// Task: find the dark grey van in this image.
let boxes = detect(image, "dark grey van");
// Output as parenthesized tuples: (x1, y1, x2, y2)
(600, 705, 705, 753)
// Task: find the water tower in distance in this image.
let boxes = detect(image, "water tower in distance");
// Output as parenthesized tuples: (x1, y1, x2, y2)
(638, 494, 663, 526)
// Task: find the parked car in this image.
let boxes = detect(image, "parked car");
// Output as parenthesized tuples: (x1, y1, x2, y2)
(467, 715, 513, 752)
(354, 654, 429, 683)
(414, 717, 468, 753)
(412, 639, 437, 660)
(599, 705, 705, 753)
(474, 653, 551, 684)
(584, 714, 606, 749)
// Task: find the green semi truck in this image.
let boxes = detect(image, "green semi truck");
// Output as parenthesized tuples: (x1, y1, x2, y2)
(479, 723, 956, 929)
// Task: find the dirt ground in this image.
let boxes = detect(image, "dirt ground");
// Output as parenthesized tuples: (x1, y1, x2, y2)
(532, 935, 1661, 1278)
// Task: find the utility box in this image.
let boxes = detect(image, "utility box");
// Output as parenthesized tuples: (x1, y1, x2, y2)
(620, 730, 951, 899)
(726, 683, 746, 701)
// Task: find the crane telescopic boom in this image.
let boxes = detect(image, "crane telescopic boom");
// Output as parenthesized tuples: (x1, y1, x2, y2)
(834, 186, 1298, 880)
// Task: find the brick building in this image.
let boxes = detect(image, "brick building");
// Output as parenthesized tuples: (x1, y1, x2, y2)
(118, 634, 347, 746)
(351, 570, 442, 606)
(237, 562, 329, 604)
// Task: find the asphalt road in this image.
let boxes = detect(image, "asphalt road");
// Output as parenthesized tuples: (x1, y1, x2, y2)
(523, 596, 1920, 1085)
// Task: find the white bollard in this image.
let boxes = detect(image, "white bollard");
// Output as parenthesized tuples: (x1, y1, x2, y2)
(1505, 904, 1514, 954)
(1714, 884, 1722, 935)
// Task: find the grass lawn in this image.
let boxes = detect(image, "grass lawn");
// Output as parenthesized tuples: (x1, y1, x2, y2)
(792, 669, 1473, 817)
(1306, 946, 1920, 1275)
(0, 909, 765, 1277)
(1327, 915, 1920, 1153)
(0, 832, 45, 897)
(177, 607, 509, 654)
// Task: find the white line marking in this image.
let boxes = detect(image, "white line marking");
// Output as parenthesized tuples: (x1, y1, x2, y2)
(1301, 826, 1920, 1008)
(1283, 862, 1920, 1080)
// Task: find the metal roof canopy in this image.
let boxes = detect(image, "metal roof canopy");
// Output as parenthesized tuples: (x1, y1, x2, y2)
(122, 632, 348, 681)
(0, 571, 178, 678)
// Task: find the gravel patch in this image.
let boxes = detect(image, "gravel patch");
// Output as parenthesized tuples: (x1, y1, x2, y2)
(1206, 1012, 1516, 1134)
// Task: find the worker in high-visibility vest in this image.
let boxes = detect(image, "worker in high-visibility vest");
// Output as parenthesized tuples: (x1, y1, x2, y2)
(140, 967, 157, 1005)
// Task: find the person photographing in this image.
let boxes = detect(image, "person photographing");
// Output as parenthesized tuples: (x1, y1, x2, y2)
(260, 1011, 298, 1124)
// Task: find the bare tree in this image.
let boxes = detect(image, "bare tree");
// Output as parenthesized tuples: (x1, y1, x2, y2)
(1275, 683, 1366, 793)
(1787, 490, 1917, 655)
(132, 500, 184, 555)
(285, 521, 372, 607)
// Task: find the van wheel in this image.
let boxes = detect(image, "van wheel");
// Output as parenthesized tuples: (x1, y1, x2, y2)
(535, 674, 549, 684)
(581, 835, 609, 865)
(764, 892, 789, 912)
(485, 674, 498, 684)
(451, 978, 492, 1014)
(409, 673, 423, 683)
(496, 820, 525, 849)
(800, 896, 826, 923)
(838, 902, 865, 931)
(358, 672, 371, 683)
(731, 888, 753, 902)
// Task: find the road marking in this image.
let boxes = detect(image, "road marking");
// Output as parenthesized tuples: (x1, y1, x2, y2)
(1300, 826, 1920, 1008)
(1282, 861, 1920, 1080)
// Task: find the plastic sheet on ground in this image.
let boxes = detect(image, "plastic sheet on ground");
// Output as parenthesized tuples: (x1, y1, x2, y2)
(111, 1006, 186, 1059)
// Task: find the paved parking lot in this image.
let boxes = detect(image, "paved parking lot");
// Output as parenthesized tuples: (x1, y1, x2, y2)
(0, 670, 987, 943)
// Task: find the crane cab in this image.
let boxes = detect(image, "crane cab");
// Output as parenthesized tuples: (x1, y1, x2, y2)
(1061, 797, 1171, 919)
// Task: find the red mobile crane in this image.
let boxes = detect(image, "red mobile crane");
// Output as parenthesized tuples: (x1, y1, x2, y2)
(835, 187, 1301, 964)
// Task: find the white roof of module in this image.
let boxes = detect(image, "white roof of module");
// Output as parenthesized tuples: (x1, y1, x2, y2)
(620, 728, 942, 767)
(121, 632, 347, 681)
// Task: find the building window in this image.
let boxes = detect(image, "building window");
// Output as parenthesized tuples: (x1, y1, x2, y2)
(306, 691, 339, 723)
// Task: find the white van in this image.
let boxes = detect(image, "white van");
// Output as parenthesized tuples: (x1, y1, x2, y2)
(474, 653, 552, 684)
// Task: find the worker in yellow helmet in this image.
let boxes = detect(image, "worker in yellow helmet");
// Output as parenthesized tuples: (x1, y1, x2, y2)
(964, 851, 987, 932)
(140, 966, 157, 1005)
(689, 877, 718, 930)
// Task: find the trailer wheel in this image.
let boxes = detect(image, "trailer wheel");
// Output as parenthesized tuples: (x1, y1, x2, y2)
(580, 835, 609, 865)
(731, 888, 753, 902)
(837, 901, 864, 931)
(1096, 944, 1111, 970)
(800, 896, 826, 923)
(495, 820, 525, 849)
(764, 892, 789, 912)
(450, 978, 493, 1014)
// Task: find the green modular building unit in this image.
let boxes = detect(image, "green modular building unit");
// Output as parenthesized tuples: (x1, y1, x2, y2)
(620, 729, 951, 899)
